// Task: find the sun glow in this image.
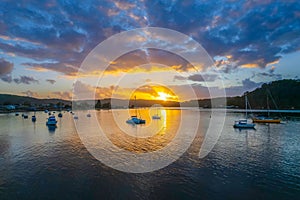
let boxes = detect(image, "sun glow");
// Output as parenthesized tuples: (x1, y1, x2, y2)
(129, 85, 179, 102)
(158, 92, 171, 101)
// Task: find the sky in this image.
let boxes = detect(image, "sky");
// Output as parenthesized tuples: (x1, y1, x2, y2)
(0, 0, 299, 101)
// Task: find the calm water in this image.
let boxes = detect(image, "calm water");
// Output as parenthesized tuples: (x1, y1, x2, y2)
(0, 109, 299, 200)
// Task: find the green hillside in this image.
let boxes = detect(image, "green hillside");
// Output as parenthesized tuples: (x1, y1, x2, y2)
(227, 79, 300, 109)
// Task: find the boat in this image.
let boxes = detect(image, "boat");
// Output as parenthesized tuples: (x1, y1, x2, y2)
(126, 96, 146, 125)
(32, 115, 36, 122)
(152, 106, 161, 120)
(252, 94, 281, 123)
(58, 113, 63, 118)
(252, 116, 281, 123)
(46, 116, 57, 126)
(126, 116, 146, 124)
(233, 93, 255, 129)
(152, 114, 161, 120)
(234, 119, 255, 129)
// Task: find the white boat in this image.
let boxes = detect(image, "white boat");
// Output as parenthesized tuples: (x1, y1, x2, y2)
(46, 116, 57, 126)
(233, 93, 255, 129)
(234, 119, 255, 129)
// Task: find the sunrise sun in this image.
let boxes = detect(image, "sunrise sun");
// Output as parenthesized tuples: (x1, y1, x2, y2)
(158, 92, 169, 101)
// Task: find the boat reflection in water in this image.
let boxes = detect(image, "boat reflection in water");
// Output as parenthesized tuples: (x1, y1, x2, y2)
(47, 124, 57, 133)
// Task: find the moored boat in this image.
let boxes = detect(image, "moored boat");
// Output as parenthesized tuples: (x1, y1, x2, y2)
(46, 116, 57, 126)
(234, 119, 255, 129)
(252, 94, 281, 123)
(152, 114, 161, 120)
(252, 116, 281, 123)
(126, 96, 146, 125)
(152, 106, 161, 120)
(32, 115, 36, 122)
(126, 116, 146, 124)
(233, 93, 255, 129)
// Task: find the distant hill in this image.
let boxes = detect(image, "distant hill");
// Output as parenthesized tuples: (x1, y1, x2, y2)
(1, 79, 299, 110)
(0, 94, 70, 105)
(228, 79, 300, 110)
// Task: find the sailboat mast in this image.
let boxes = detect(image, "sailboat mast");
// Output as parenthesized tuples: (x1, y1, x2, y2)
(135, 95, 137, 116)
(267, 95, 270, 117)
(245, 94, 248, 118)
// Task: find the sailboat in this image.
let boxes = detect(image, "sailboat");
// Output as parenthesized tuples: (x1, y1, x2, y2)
(252, 93, 281, 123)
(126, 96, 146, 124)
(46, 115, 57, 126)
(152, 106, 161, 120)
(233, 94, 255, 129)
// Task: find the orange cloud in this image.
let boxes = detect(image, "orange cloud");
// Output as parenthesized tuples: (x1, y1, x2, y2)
(241, 63, 259, 68)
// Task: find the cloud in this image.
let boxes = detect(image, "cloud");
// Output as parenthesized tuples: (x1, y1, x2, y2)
(188, 74, 219, 82)
(225, 78, 264, 96)
(46, 79, 56, 84)
(22, 90, 40, 98)
(0, 58, 13, 82)
(13, 76, 39, 84)
(0, 58, 13, 75)
(50, 91, 72, 100)
(174, 73, 219, 82)
(145, 0, 300, 70)
(0, 0, 299, 78)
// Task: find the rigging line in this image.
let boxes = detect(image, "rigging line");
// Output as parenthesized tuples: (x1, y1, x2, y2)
(266, 88, 283, 118)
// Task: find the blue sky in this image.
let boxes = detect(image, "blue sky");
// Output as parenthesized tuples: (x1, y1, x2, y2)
(0, 0, 299, 100)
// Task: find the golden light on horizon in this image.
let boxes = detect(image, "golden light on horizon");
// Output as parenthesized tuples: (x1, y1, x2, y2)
(129, 85, 179, 101)
(157, 92, 171, 101)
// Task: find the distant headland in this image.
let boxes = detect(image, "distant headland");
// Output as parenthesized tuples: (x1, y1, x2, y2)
(1, 79, 299, 112)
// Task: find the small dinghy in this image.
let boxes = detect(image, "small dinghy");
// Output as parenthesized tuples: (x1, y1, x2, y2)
(32, 115, 36, 122)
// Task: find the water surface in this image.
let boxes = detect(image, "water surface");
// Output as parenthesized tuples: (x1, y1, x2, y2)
(0, 110, 299, 199)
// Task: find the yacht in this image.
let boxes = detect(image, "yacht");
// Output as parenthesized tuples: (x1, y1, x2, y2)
(46, 116, 57, 126)
(233, 94, 255, 129)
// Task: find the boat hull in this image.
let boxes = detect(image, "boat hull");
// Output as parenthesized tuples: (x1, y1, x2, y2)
(233, 124, 255, 129)
(152, 115, 161, 120)
(252, 118, 281, 123)
(46, 122, 57, 126)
